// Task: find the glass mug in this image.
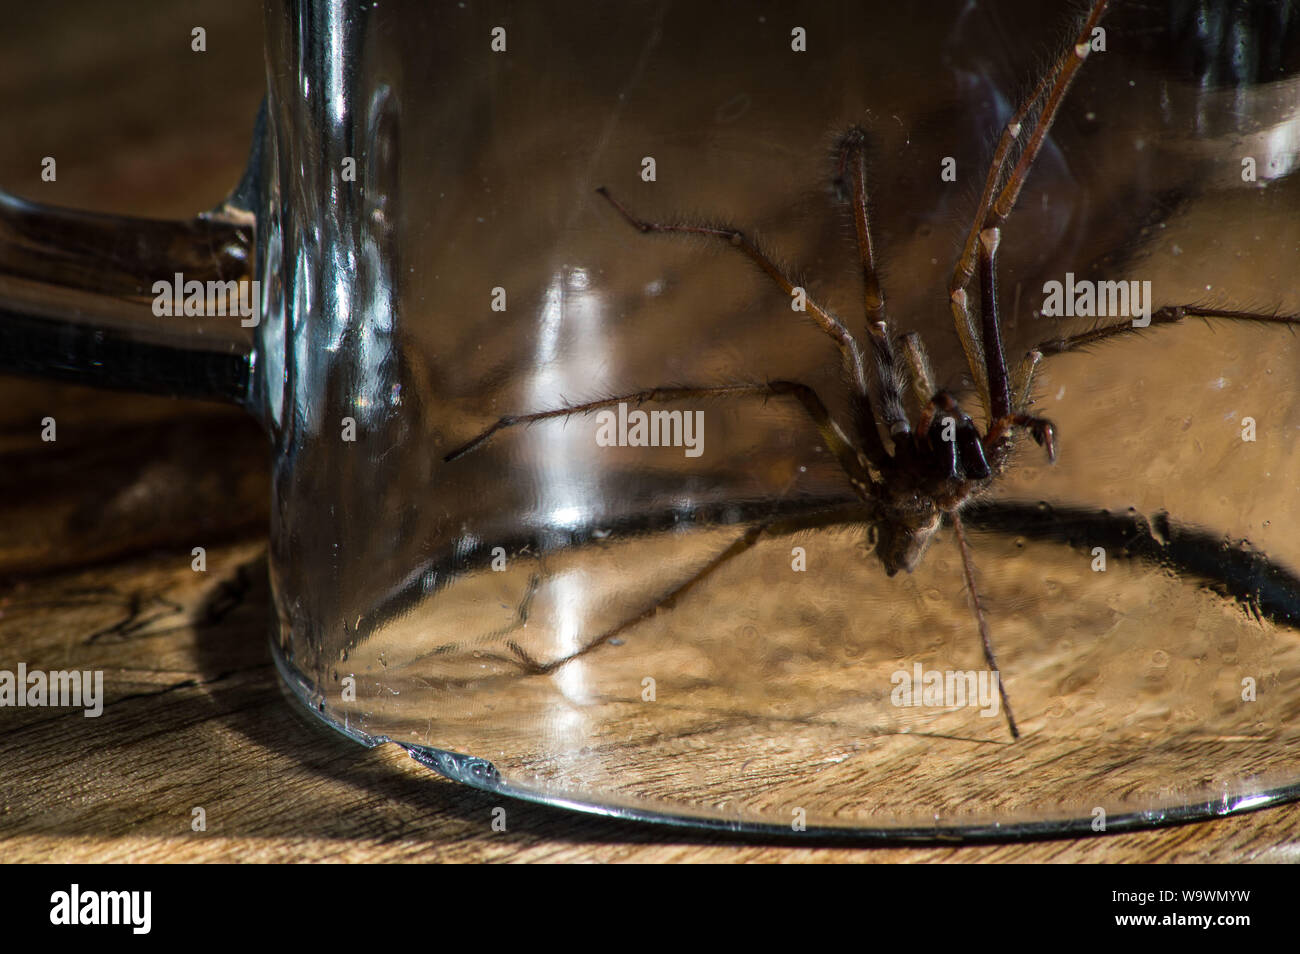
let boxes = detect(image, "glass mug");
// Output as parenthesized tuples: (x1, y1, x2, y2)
(4, 0, 1300, 839)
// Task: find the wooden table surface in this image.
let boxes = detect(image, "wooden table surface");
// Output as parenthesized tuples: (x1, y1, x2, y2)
(1, 0, 1297, 863)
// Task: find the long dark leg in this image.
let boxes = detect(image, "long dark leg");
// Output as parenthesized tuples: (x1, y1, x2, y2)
(898, 332, 937, 415)
(976, 228, 1058, 461)
(951, 511, 1019, 739)
(407, 573, 543, 669)
(1003, 305, 1300, 442)
(949, 0, 1111, 412)
(444, 380, 877, 494)
(1010, 348, 1043, 412)
(1031, 304, 1300, 356)
(952, 0, 1111, 292)
(978, 228, 1013, 422)
(596, 186, 889, 466)
(984, 1, 1111, 229)
(835, 129, 908, 439)
(479, 505, 878, 676)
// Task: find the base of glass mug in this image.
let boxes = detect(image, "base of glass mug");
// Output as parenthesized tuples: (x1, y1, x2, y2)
(267, 631, 1300, 842)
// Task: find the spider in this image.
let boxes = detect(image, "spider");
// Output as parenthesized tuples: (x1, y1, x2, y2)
(442, 0, 1300, 740)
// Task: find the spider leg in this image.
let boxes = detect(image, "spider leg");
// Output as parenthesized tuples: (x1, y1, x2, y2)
(898, 333, 1016, 475)
(899, 331, 937, 416)
(949, 289, 989, 411)
(977, 227, 1013, 423)
(835, 129, 909, 439)
(984, 1, 1110, 231)
(951, 510, 1019, 739)
(1030, 304, 1300, 357)
(900, 335, 967, 463)
(1007, 304, 1300, 451)
(994, 305, 1300, 454)
(950, 0, 1111, 295)
(485, 504, 878, 677)
(595, 186, 889, 465)
(948, 0, 1111, 412)
(405, 573, 543, 671)
(1010, 348, 1043, 412)
(973, 228, 1058, 462)
(444, 380, 878, 493)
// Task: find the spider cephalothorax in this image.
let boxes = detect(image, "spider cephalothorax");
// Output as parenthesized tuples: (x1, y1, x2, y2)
(867, 383, 1057, 576)
(852, 405, 982, 576)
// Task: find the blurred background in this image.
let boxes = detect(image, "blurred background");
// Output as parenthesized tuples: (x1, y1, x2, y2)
(0, 0, 267, 577)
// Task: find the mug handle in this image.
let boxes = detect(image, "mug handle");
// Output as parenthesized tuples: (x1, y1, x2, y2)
(0, 105, 263, 407)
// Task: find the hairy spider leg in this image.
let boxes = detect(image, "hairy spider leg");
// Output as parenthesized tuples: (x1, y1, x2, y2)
(404, 573, 542, 672)
(899, 331, 937, 415)
(594, 186, 890, 467)
(467, 504, 878, 677)
(1006, 305, 1300, 444)
(948, 0, 1112, 421)
(1010, 348, 1043, 412)
(976, 227, 1058, 460)
(835, 128, 910, 441)
(1032, 305, 1300, 357)
(952, 511, 1020, 738)
(444, 381, 878, 497)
